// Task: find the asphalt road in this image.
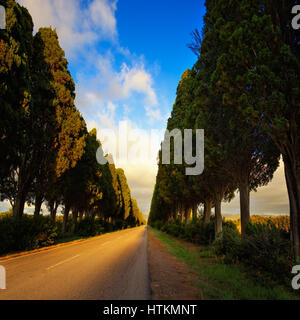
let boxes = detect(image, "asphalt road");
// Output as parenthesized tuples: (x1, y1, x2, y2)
(0, 225, 151, 300)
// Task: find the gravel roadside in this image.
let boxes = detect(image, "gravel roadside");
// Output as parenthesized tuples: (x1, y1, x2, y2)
(147, 228, 200, 300)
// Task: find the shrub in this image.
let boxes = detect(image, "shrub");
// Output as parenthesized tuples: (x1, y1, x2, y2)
(182, 221, 198, 241)
(184, 219, 215, 245)
(102, 220, 114, 233)
(164, 219, 184, 237)
(0, 215, 58, 255)
(75, 217, 97, 237)
(214, 222, 242, 264)
(243, 223, 293, 283)
(158, 218, 216, 245)
(94, 219, 105, 235)
(114, 219, 125, 231)
(214, 220, 292, 283)
(153, 220, 164, 230)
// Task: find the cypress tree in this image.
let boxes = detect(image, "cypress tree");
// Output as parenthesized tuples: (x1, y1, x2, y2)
(0, 0, 35, 217)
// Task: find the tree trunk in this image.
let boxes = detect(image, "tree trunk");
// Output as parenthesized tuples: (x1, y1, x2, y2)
(54, 202, 59, 218)
(79, 211, 84, 222)
(283, 154, 300, 259)
(214, 193, 223, 238)
(182, 206, 186, 222)
(72, 208, 78, 233)
(34, 192, 43, 217)
(204, 199, 212, 224)
(13, 190, 26, 218)
(173, 206, 177, 220)
(184, 206, 190, 222)
(48, 200, 54, 218)
(50, 201, 59, 222)
(192, 203, 198, 220)
(62, 205, 70, 234)
(239, 179, 250, 239)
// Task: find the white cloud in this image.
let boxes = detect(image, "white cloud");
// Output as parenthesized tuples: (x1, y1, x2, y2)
(80, 59, 157, 104)
(145, 105, 162, 121)
(18, 0, 118, 57)
(120, 63, 158, 106)
(76, 54, 161, 122)
(89, 0, 117, 36)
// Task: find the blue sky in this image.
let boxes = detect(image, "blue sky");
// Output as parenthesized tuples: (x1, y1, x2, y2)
(115, 0, 205, 102)
(67, 0, 205, 131)
(1, 0, 288, 216)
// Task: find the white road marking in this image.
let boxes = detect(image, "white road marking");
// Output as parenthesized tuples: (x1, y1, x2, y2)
(100, 241, 112, 246)
(46, 255, 80, 270)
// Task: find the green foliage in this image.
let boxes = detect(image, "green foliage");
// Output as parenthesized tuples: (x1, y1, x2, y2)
(214, 223, 242, 264)
(72, 217, 126, 238)
(162, 219, 184, 238)
(152, 220, 164, 230)
(214, 219, 293, 285)
(116, 168, 132, 220)
(75, 217, 105, 237)
(0, 215, 58, 254)
(37, 27, 87, 179)
(187, 219, 215, 245)
(0, 0, 35, 216)
(243, 223, 293, 284)
(129, 198, 145, 226)
(153, 218, 214, 245)
(155, 217, 242, 246)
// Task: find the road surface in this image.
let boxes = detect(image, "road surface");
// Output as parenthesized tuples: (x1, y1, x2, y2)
(0, 226, 150, 300)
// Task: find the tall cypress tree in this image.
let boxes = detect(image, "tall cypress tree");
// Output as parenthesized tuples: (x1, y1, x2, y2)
(116, 168, 132, 220)
(200, 0, 280, 238)
(0, 0, 35, 217)
(34, 28, 87, 224)
(209, 0, 300, 255)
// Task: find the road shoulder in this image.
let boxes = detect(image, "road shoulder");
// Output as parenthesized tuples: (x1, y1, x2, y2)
(148, 227, 201, 300)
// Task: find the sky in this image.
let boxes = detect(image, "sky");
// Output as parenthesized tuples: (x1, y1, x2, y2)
(0, 0, 289, 217)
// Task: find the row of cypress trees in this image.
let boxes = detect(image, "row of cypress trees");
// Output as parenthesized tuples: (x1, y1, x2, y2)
(0, 0, 145, 231)
(149, 0, 300, 260)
